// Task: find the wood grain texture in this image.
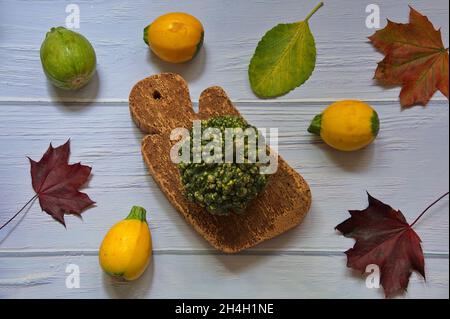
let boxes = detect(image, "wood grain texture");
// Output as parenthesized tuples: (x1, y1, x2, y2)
(0, 0, 448, 102)
(0, 101, 448, 253)
(0, 0, 448, 299)
(0, 254, 448, 299)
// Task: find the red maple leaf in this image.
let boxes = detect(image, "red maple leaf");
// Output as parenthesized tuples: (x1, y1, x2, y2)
(28, 140, 95, 226)
(336, 193, 425, 297)
(369, 6, 449, 107)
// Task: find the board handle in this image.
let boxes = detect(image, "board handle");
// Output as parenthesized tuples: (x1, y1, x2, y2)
(129, 73, 196, 134)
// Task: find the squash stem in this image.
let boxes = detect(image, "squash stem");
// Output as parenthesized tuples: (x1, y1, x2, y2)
(126, 206, 147, 222)
(308, 114, 322, 135)
(305, 2, 324, 22)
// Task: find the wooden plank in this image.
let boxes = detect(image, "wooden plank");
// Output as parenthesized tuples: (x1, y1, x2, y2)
(0, 0, 448, 101)
(0, 101, 448, 253)
(0, 254, 447, 298)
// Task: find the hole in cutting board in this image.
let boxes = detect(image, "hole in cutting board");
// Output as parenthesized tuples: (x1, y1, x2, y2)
(152, 90, 162, 100)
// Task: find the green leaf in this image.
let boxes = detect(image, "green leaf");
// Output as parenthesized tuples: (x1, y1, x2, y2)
(248, 2, 323, 98)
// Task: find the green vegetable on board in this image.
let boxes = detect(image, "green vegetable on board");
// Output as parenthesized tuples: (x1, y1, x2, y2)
(178, 116, 270, 215)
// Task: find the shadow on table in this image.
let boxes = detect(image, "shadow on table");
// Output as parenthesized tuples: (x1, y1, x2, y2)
(147, 46, 207, 83)
(0, 197, 38, 246)
(212, 211, 315, 273)
(102, 259, 155, 299)
(46, 71, 100, 109)
(311, 136, 376, 173)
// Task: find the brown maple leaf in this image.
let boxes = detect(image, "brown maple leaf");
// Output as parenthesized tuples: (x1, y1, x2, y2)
(336, 192, 425, 298)
(29, 140, 95, 226)
(369, 6, 449, 107)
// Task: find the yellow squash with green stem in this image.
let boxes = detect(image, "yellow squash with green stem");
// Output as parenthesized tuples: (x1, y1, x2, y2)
(99, 206, 152, 281)
(144, 12, 204, 63)
(308, 100, 380, 151)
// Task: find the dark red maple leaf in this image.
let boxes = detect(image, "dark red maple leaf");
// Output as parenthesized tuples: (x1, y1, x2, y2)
(336, 192, 425, 297)
(28, 140, 95, 226)
(369, 6, 449, 107)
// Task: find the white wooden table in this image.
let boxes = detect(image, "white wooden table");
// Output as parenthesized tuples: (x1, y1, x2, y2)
(0, 0, 448, 299)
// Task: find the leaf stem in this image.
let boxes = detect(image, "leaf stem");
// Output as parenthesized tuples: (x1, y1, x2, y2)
(305, 2, 324, 21)
(0, 194, 38, 231)
(410, 192, 449, 228)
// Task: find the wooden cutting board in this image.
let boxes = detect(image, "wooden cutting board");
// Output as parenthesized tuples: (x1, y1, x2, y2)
(129, 73, 311, 253)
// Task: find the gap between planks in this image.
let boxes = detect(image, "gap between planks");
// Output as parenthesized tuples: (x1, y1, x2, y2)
(0, 97, 448, 105)
(0, 248, 448, 259)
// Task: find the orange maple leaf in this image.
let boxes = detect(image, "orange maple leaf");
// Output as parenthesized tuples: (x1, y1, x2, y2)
(369, 6, 449, 107)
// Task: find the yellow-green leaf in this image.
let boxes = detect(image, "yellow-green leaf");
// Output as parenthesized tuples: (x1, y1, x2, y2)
(249, 2, 323, 98)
